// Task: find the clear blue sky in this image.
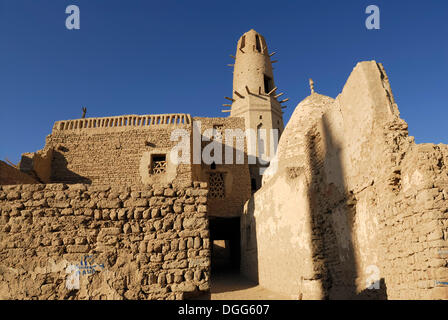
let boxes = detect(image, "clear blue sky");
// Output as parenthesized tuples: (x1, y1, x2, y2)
(0, 0, 447, 163)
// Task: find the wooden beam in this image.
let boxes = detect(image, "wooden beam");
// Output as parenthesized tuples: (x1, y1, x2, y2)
(234, 90, 244, 98)
(230, 55, 236, 59)
(4, 157, 17, 168)
(274, 92, 284, 99)
(225, 97, 235, 102)
(222, 110, 231, 113)
(271, 60, 278, 63)
(269, 52, 276, 57)
(279, 98, 289, 103)
(267, 87, 277, 95)
(222, 104, 232, 107)
(227, 64, 234, 67)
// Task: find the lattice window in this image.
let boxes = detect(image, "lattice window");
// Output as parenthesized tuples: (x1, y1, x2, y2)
(209, 172, 225, 199)
(151, 155, 167, 174)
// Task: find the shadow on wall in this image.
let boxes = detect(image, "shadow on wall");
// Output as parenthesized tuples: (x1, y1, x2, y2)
(306, 115, 387, 299)
(0, 160, 38, 185)
(240, 197, 259, 284)
(50, 150, 92, 184)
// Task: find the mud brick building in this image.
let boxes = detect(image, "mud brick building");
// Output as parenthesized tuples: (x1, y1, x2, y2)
(1, 30, 447, 300)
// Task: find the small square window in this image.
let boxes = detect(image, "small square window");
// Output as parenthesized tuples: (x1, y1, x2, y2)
(151, 154, 167, 174)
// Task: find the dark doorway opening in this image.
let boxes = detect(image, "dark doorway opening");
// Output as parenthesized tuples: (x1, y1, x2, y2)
(209, 217, 240, 273)
(192, 216, 262, 300)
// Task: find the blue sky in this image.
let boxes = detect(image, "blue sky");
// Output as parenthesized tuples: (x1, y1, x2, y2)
(0, 0, 447, 163)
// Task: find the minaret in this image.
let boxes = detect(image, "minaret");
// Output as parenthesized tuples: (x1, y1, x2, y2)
(225, 29, 286, 189)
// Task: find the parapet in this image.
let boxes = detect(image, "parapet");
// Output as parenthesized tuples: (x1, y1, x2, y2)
(52, 113, 192, 133)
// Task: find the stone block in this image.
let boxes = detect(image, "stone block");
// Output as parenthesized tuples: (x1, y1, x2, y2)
(66, 245, 90, 253)
(97, 199, 122, 209)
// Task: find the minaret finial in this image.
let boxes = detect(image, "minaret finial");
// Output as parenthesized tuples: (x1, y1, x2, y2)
(81, 107, 87, 118)
(309, 78, 315, 94)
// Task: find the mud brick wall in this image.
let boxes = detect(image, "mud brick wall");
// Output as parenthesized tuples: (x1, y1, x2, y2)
(45, 123, 193, 187)
(0, 182, 210, 300)
(377, 144, 448, 299)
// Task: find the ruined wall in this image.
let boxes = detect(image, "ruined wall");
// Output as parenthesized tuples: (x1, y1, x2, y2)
(44, 114, 193, 188)
(378, 143, 448, 299)
(0, 160, 37, 185)
(241, 61, 448, 300)
(19, 148, 53, 183)
(0, 182, 210, 300)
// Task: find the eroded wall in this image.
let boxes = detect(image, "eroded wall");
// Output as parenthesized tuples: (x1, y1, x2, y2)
(19, 148, 53, 183)
(378, 143, 448, 299)
(0, 182, 210, 300)
(241, 61, 448, 300)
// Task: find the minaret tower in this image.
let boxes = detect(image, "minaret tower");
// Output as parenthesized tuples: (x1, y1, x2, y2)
(223, 29, 286, 189)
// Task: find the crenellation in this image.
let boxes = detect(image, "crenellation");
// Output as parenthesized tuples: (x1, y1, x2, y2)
(52, 113, 192, 133)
